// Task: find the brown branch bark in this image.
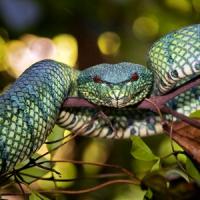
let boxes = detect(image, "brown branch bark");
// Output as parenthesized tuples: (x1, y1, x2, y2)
(62, 75, 200, 128)
(163, 121, 200, 164)
(138, 75, 200, 110)
(63, 75, 200, 110)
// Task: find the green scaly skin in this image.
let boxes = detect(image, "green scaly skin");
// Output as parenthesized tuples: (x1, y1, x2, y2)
(148, 24, 200, 94)
(58, 24, 200, 138)
(1, 24, 200, 174)
(0, 60, 77, 173)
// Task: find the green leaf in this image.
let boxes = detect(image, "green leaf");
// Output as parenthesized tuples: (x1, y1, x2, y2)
(29, 192, 50, 200)
(131, 136, 159, 161)
(190, 110, 200, 118)
(114, 185, 147, 200)
(145, 188, 153, 199)
(142, 174, 167, 193)
(186, 157, 200, 182)
(151, 159, 160, 172)
(131, 159, 157, 176)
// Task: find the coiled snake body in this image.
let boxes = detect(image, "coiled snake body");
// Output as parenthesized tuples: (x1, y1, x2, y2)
(0, 24, 200, 173)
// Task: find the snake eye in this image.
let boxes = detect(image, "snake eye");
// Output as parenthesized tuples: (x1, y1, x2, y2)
(131, 73, 139, 81)
(93, 75, 102, 83)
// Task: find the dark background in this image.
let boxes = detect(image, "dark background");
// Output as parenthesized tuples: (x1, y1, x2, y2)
(0, 0, 199, 68)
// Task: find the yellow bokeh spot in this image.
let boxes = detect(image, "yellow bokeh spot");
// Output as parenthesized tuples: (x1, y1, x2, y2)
(20, 34, 38, 45)
(165, 0, 192, 13)
(6, 40, 31, 77)
(133, 17, 159, 40)
(6, 37, 56, 77)
(82, 139, 109, 175)
(27, 37, 56, 60)
(97, 32, 121, 55)
(0, 37, 7, 72)
(63, 130, 72, 143)
(37, 143, 51, 160)
(5, 34, 78, 77)
(53, 34, 78, 67)
(37, 162, 77, 189)
(54, 162, 77, 188)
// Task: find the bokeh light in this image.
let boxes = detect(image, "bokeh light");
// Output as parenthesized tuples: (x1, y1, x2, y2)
(82, 139, 109, 175)
(53, 34, 78, 67)
(5, 36, 55, 77)
(97, 32, 121, 56)
(165, 0, 192, 13)
(37, 162, 77, 189)
(133, 16, 159, 41)
(6, 40, 32, 77)
(0, 36, 7, 71)
(4, 34, 78, 77)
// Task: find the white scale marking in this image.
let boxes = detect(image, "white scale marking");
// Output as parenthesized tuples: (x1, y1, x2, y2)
(58, 111, 70, 124)
(59, 113, 74, 127)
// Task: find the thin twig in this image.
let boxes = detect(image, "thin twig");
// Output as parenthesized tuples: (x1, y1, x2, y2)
(1, 179, 137, 196)
(35, 159, 136, 179)
(45, 132, 73, 144)
(18, 172, 130, 183)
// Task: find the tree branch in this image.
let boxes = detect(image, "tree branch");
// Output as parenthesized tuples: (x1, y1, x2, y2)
(63, 75, 200, 110)
(138, 75, 200, 110)
(62, 75, 200, 128)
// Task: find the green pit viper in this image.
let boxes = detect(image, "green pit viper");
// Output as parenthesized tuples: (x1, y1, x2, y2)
(0, 24, 200, 174)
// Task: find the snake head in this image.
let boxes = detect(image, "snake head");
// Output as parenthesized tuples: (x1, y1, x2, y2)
(77, 62, 153, 108)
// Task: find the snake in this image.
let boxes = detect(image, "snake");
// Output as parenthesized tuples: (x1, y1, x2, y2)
(0, 24, 200, 174)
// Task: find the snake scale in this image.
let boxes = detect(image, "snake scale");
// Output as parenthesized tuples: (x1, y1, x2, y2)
(0, 24, 200, 174)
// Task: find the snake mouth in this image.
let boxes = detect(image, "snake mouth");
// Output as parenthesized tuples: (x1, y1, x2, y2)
(110, 96, 132, 108)
(109, 88, 148, 108)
